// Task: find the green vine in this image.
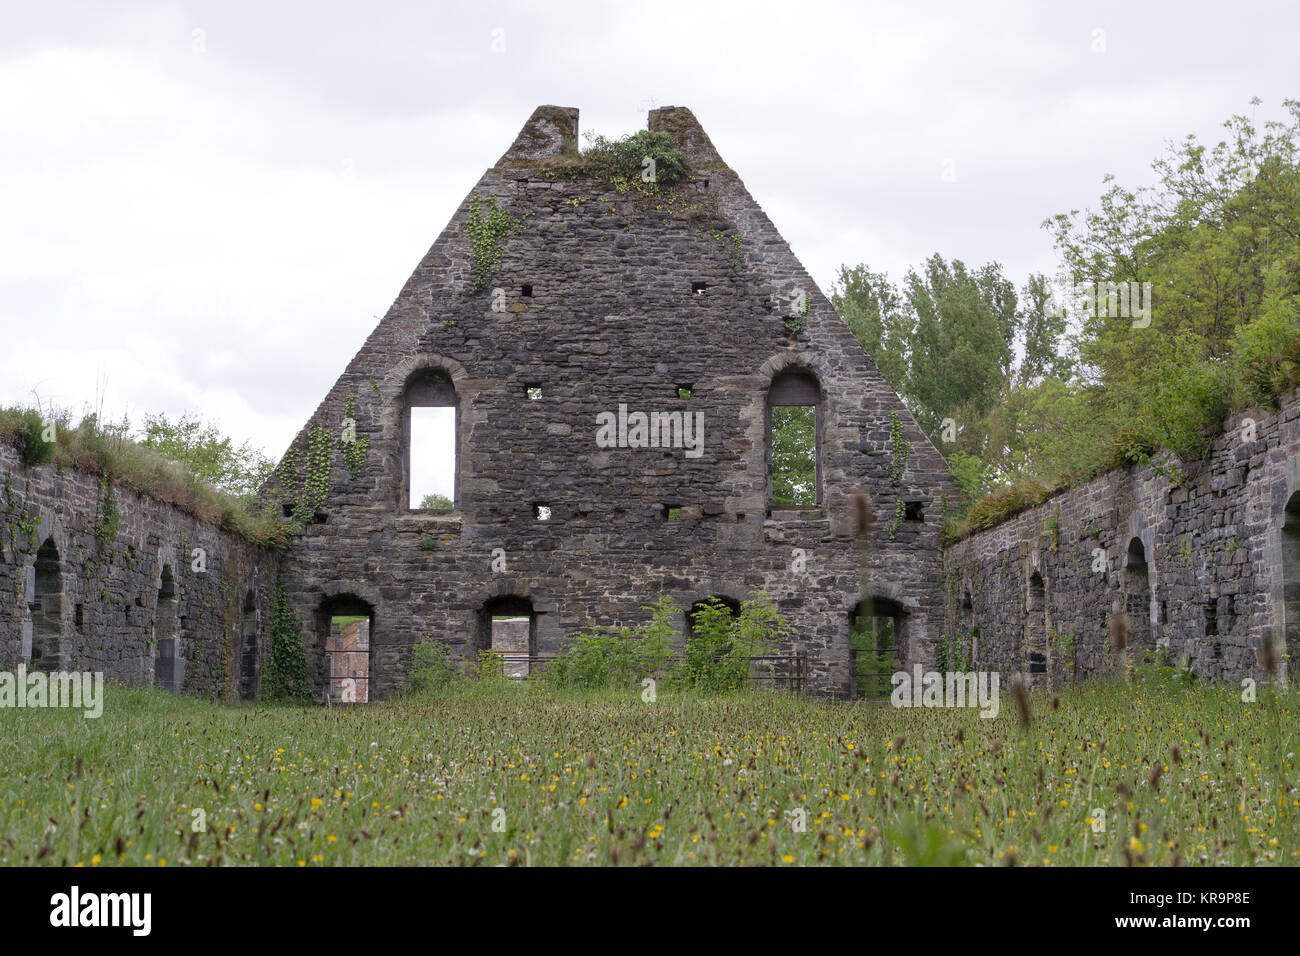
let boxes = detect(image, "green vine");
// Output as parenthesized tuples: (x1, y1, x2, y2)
(466, 191, 522, 293)
(889, 498, 905, 540)
(888, 411, 910, 486)
(340, 394, 369, 481)
(262, 580, 309, 701)
(286, 425, 332, 529)
(93, 476, 120, 546)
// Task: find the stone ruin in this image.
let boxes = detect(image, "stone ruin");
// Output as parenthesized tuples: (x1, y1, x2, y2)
(1, 105, 1295, 700)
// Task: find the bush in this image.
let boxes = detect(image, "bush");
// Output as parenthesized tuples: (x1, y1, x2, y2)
(14, 409, 55, 467)
(405, 638, 459, 696)
(579, 130, 689, 193)
(546, 596, 677, 690)
(682, 591, 794, 693)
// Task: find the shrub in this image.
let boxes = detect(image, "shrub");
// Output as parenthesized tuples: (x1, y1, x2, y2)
(683, 591, 794, 693)
(547, 596, 678, 690)
(405, 638, 459, 696)
(579, 130, 689, 194)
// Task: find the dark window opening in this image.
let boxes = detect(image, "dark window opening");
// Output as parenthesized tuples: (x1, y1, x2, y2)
(691, 281, 707, 296)
(1025, 572, 1047, 674)
(1282, 492, 1300, 671)
(239, 590, 259, 700)
(1124, 537, 1152, 651)
(851, 598, 900, 700)
(904, 501, 924, 522)
(154, 565, 180, 691)
(521, 283, 533, 297)
(30, 538, 62, 672)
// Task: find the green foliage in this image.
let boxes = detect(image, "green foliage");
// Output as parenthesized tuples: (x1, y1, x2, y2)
(888, 411, 910, 485)
(579, 130, 689, 195)
(139, 411, 274, 499)
(339, 394, 369, 481)
(770, 405, 816, 506)
(93, 477, 120, 546)
(465, 192, 522, 293)
(262, 582, 309, 701)
(473, 649, 510, 687)
(12, 408, 55, 467)
(547, 596, 678, 690)
(682, 592, 792, 693)
(405, 638, 460, 696)
(419, 493, 453, 510)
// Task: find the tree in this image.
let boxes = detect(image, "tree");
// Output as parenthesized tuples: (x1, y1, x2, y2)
(138, 412, 274, 499)
(419, 492, 453, 510)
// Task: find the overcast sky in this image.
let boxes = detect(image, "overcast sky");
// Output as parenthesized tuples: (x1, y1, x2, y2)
(2, 0, 1296, 464)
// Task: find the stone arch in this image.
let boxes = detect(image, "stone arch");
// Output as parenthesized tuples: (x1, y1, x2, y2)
(29, 537, 64, 672)
(1124, 536, 1153, 654)
(1281, 491, 1300, 677)
(314, 593, 374, 703)
(1025, 571, 1047, 676)
(478, 595, 536, 677)
(849, 596, 903, 700)
(154, 564, 182, 691)
(238, 589, 259, 700)
(376, 354, 472, 511)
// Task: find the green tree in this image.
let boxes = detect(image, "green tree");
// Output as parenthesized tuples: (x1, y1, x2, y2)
(419, 492, 453, 510)
(138, 412, 274, 499)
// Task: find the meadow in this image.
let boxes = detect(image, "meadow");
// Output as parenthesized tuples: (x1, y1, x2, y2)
(0, 674, 1296, 866)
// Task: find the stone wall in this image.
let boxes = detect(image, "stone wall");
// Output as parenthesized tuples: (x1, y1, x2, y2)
(943, 389, 1300, 685)
(270, 105, 955, 699)
(0, 442, 280, 697)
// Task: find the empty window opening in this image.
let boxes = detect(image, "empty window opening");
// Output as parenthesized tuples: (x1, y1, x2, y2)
(526, 386, 543, 401)
(664, 505, 682, 522)
(282, 502, 294, 518)
(239, 590, 259, 700)
(479, 596, 536, 679)
(1124, 537, 1152, 652)
(1283, 492, 1300, 672)
(851, 599, 900, 701)
(904, 501, 924, 522)
(768, 369, 821, 507)
(405, 368, 457, 510)
(154, 565, 181, 692)
(30, 537, 63, 672)
(677, 384, 693, 400)
(1025, 572, 1047, 674)
(317, 596, 373, 703)
(533, 503, 552, 521)
(691, 281, 707, 296)
(521, 283, 533, 297)
(1204, 601, 1219, 637)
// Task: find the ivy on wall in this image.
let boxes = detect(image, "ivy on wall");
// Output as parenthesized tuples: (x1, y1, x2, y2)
(340, 394, 369, 481)
(262, 580, 308, 701)
(889, 411, 910, 486)
(466, 192, 522, 293)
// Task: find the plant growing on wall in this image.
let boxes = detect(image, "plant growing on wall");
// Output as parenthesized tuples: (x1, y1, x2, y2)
(339, 394, 369, 481)
(262, 581, 309, 701)
(466, 192, 522, 293)
(889, 411, 910, 485)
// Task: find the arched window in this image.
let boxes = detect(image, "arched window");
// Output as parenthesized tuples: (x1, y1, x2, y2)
(478, 596, 536, 678)
(1025, 572, 1047, 675)
(154, 565, 181, 691)
(767, 368, 820, 507)
(239, 590, 259, 700)
(404, 368, 457, 510)
(29, 537, 63, 672)
(1282, 492, 1300, 676)
(1124, 538, 1152, 653)
(851, 598, 900, 700)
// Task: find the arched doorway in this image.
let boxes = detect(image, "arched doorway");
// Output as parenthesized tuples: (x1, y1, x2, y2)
(1025, 572, 1047, 676)
(477, 596, 536, 678)
(316, 595, 373, 702)
(850, 597, 901, 700)
(154, 565, 182, 691)
(1282, 491, 1300, 678)
(238, 590, 259, 700)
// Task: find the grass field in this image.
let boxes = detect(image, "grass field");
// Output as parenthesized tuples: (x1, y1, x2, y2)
(1, 675, 1296, 866)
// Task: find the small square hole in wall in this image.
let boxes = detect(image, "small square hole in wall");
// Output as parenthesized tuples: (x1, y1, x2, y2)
(282, 502, 294, 518)
(521, 283, 533, 297)
(526, 386, 542, 400)
(676, 384, 693, 399)
(663, 505, 681, 522)
(904, 501, 924, 522)
(691, 281, 707, 296)
(533, 503, 552, 521)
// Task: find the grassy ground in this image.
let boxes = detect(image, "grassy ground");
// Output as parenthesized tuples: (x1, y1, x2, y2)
(0, 675, 1296, 866)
